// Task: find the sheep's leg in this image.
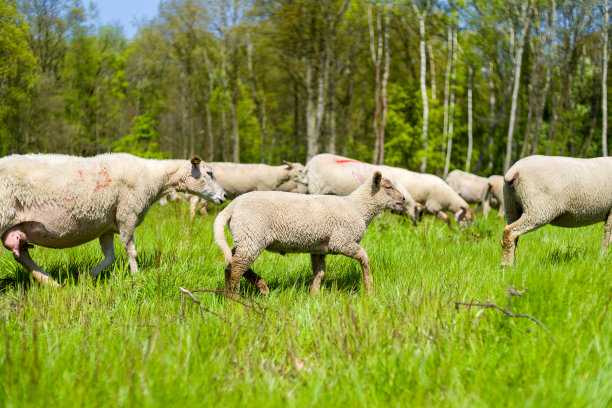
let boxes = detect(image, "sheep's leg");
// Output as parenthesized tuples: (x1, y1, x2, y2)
(243, 269, 270, 296)
(339, 244, 372, 292)
(436, 211, 456, 232)
(602, 210, 612, 253)
(226, 248, 260, 293)
(3, 227, 59, 286)
(310, 254, 326, 296)
(189, 196, 199, 220)
(89, 232, 116, 279)
(501, 215, 545, 266)
(118, 221, 138, 274)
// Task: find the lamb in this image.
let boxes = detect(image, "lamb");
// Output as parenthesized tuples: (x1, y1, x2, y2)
(445, 169, 489, 204)
(385, 166, 474, 231)
(502, 155, 612, 266)
(0, 153, 226, 286)
(482, 175, 505, 219)
(214, 171, 405, 295)
(306, 154, 422, 225)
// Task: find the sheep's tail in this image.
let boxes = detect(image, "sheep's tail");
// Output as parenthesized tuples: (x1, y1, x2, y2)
(503, 169, 522, 225)
(213, 201, 236, 264)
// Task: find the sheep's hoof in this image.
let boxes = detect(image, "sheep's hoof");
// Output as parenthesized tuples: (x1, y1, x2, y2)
(256, 280, 270, 296)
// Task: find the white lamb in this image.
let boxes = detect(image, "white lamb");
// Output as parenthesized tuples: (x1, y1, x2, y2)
(0, 153, 226, 286)
(445, 169, 489, 204)
(502, 155, 612, 265)
(214, 171, 405, 295)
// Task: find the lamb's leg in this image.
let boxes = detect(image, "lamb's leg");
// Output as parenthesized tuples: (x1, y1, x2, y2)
(243, 269, 270, 296)
(339, 243, 373, 293)
(310, 254, 326, 296)
(89, 232, 116, 279)
(602, 210, 612, 253)
(118, 221, 138, 274)
(226, 247, 260, 293)
(501, 215, 545, 266)
(2, 227, 59, 287)
(436, 211, 456, 232)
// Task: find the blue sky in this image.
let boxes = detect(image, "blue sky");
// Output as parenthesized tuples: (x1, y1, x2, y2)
(93, 0, 160, 38)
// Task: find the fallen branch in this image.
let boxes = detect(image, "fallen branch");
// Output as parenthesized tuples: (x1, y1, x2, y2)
(178, 287, 277, 328)
(454, 286, 555, 341)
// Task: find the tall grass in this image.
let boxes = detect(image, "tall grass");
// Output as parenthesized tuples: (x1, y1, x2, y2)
(1, 203, 611, 407)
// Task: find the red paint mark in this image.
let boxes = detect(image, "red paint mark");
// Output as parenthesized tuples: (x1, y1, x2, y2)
(77, 170, 83, 178)
(509, 173, 518, 190)
(94, 166, 112, 192)
(354, 172, 366, 184)
(489, 185, 495, 193)
(335, 159, 361, 164)
(64, 197, 74, 202)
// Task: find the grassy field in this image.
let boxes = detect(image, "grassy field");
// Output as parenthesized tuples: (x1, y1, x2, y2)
(1, 202, 611, 407)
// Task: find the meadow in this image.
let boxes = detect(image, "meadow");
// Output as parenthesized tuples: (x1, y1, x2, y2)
(0, 202, 611, 407)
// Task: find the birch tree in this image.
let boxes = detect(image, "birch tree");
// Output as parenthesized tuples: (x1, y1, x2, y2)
(443, 27, 457, 178)
(603, 0, 609, 156)
(413, 3, 429, 172)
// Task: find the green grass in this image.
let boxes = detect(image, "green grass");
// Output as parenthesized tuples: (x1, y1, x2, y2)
(1, 202, 611, 407)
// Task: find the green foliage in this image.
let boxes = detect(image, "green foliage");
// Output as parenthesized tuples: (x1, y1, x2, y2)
(113, 113, 167, 158)
(1, 208, 612, 406)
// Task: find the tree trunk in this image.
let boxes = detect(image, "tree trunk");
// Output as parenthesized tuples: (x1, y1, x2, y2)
(414, 5, 429, 172)
(306, 57, 317, 160)
(442, 26, 452, 159)
(378, 4, 390, 165)
(368, 4, 383, 164)
(428, 40, 436, 101)
(247, 32, 267, 163)
(443, 28, 457, 178)
(520, 40, 538, 159)
(466, 66, 473, 172)
(604, 0, 609, 156)
(181, 69, 188, 159)
(504, 0, 529, 173)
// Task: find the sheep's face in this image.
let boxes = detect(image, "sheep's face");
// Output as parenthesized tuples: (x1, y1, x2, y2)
(284, 161, 308, 186)
(455, 206, 475, 227)
(184, 156, 227, 205)
(403, 201, 424, 227)
(372, 172, 405, 212)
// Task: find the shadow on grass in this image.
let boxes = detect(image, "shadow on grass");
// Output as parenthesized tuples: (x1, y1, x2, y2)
(543, 245, 587, 265)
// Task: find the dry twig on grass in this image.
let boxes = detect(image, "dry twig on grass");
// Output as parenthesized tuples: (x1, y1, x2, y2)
(454, 286, 555, 341)
(178, 287, 277, 327)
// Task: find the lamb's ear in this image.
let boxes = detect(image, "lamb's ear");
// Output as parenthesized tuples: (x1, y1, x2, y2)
(372, 171, 382, 187)
(190, 156, 202, 167)
(283, 160, 293, 169)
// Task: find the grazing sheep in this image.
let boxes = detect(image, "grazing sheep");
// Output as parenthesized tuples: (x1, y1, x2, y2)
(182, 161, 309, 219)
(306, 154, 422, 225)
(445, 169, 489, 204)
(482, 175, 505, 219)
(0, 153, 226, 286)
(502, 155, 612, 266)
(214, 171, 405, 295)
(211, 161, 307, 200)
(386, 167, 474, 231)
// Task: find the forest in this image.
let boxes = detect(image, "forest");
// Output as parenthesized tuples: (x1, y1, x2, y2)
(1, 0, 610, 176)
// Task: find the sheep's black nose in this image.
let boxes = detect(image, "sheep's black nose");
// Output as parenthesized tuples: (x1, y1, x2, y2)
(222, 192, 227, 201)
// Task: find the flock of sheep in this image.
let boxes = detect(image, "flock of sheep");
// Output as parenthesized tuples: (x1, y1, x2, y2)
(0, 151, 609, 292)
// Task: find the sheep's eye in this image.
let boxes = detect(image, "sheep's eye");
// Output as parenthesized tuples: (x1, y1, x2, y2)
(385, 185, 392, 190)
(207, 170, 213, 178)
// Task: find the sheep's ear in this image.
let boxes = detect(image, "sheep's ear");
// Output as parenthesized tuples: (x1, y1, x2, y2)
(372, 171, 382, 187)
(283, 160, 293, 169)
(190, 156, 202, 167)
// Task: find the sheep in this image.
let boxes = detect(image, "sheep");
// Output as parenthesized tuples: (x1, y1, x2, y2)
(214, 171, 405, 295)
(306, 154, 422, 225)
(307, 154, 472, 230)
(482, 175, 505, 219)
(385, 166, 474, 231)
(502, 155, 612, 266)
(182, 161, 308, 220)
(0, 153, 226, 286)
(445, 169, 489, 204)
(210, 161, 307, 200)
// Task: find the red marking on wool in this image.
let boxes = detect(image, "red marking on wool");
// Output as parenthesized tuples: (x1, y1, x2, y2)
(64, 197, 74, 202)
(489, 185, 495, 193)
(94, 167, 112, 192)
(77, 170, 83, 178)
(335, 159, 361, 164)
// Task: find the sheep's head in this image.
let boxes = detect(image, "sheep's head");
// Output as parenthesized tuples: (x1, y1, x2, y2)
(183, 156, 226, 205)
(371, 171, 405, 212)
(455, 206, 475, 227)
(402, 199, 424, 227)
(283, 161, 308, 186)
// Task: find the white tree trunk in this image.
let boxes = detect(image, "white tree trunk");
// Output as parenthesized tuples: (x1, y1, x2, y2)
(378, 3, 391, 165)
(604, 0, 609, 156)
(444, 28, 457, 178)
(466, 66, 473, 172)
(306, 57, 317, 160)
(504, 0, 530, 173)
(428, 40, 436, 100)
(413, 4, 428, 172)
(442, 26, 452, 158)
